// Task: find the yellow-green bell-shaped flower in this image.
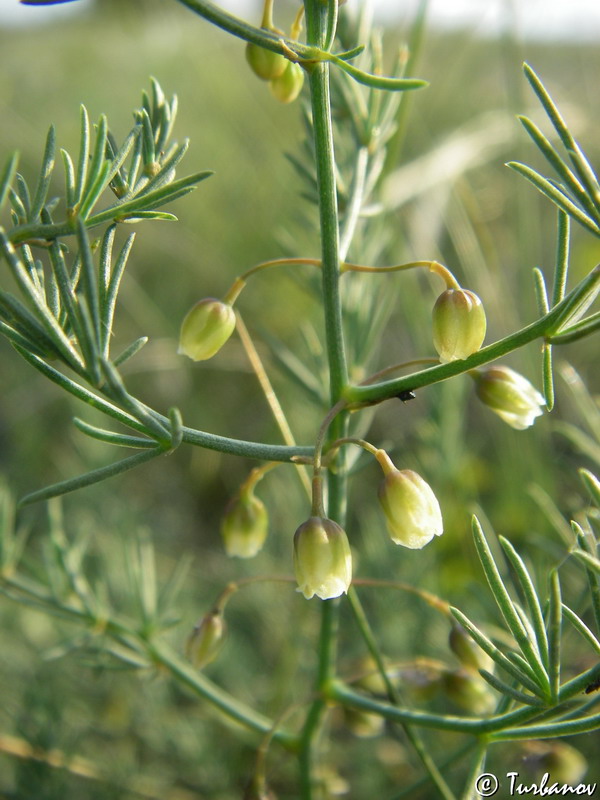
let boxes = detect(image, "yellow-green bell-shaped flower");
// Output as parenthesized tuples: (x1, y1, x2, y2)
(269, 61, 304, 104)
(376, 451, 443, 549)
(185, 609, 225, 669)
(472, 365, 545, 430)
(293, 516, 352, 600)
(221, 487, 268, 558)
(432, 288, 486, 362)
(178, 298, 235, 361)
(246, 40, 287, 81)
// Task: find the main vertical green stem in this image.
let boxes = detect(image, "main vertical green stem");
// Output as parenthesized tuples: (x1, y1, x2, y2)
(299, 2, 349, 797)
(305, 7, 348, 402)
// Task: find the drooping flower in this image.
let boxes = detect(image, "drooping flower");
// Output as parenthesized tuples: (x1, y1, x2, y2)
(376, 451, 443, 549)
(178, 298, 236, 361)
(441, 668, 495, 714)
(293, 517, 352, 600)
(221, 488, 268, 559)
(472, 365, 545, 430)
(186, 609, 225, 669)
(432, 288, 486, 362)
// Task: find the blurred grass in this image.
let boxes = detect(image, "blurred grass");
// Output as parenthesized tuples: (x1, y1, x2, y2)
(0, 2, 599, 797)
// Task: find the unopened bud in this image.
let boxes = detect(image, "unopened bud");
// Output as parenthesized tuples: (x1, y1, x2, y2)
(221, 488, 268, 558)
(376, 453, 443, 549)
(398, 661, 443, 702)
(185, 609, 225, 669)
(441, 668, 495, 713)
(178, 298, 235, 361)
(293, 517, 352, 600)
(269, 61, 304, 103)
(246, 41, 287, 81)
(344, 707, 385, 738)
(432, 288, 486, 362)
(521, 741, 588, 785)
(473, 365, 545, 430)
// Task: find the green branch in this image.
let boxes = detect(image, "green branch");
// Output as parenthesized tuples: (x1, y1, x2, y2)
(0, 571, 296, 749)
(343, 265, 600, 405)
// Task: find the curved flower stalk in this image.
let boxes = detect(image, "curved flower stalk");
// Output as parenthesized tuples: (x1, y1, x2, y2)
(220, 465, 273, 558)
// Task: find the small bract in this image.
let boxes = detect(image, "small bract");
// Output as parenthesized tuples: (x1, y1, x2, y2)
(221, 489, 268, 558)
(378, 466, 443, 549)
(293, 516, 352, 600)
(178, 298, 236, 361)
(432, 288, 486, 362)
(473, 365, 545, 430)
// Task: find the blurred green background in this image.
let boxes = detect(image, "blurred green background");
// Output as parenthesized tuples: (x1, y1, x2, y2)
(0, 1, 599, 797)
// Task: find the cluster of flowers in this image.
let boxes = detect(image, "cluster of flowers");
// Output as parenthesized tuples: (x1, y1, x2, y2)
(178, 272, 545, 602)
(293, 454, 444, 600)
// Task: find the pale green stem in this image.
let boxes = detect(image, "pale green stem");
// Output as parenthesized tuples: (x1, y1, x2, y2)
(297, 3, 348, 797)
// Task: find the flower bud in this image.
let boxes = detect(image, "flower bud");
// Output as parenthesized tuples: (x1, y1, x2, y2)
(473, 365, 545, 430)
(221, 488, 268, 558)
(441, 668, 495, 714)
(269, 61, 304, 103)
(344, 707, 385, 738)
(432, 288, 486, 362)
(178, 298, 236, 361)
(399, 661, 443, 702)
(185, 609, 225, 669)
(246, 41, 287, 81)
(521, 741, 588, 785)
(376, 454, 443, 549)
(293, 517, 352, 600)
